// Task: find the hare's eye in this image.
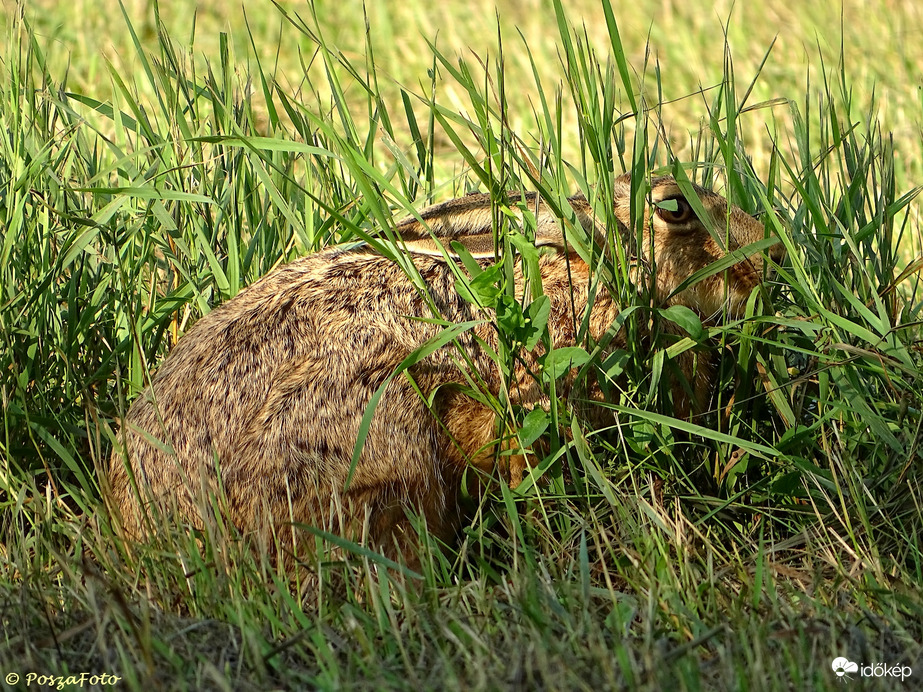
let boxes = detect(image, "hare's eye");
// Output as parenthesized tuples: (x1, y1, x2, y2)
(655, 197, 695, 224)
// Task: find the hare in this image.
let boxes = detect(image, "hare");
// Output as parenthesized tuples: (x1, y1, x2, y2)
(107, 173, 782, 562)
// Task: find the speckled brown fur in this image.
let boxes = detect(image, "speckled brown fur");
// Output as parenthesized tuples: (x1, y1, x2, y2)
(107, 173, 782, 562)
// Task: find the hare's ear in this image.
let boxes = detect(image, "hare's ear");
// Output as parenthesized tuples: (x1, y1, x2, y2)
(532, 197, 607, 253)
(402, 226, 561, 259)
(399, 234, 499, 259)
(395, 192, 602, 258)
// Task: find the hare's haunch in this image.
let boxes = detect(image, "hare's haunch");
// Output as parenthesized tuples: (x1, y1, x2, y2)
(108, 174, 782, 558)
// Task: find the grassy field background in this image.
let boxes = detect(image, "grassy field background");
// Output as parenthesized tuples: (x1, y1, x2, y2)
(2, 0, 923, 689)
(15, 0, 923, 191)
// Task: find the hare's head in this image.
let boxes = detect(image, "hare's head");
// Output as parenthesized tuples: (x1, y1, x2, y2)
(393, 173, 784, 319)
(610, 174, 785, 319)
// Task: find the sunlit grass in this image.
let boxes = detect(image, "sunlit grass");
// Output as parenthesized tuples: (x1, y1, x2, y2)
(11, 0, 923, 195)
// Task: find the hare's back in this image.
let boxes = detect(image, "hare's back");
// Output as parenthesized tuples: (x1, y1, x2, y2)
(123, 249, 478, 469)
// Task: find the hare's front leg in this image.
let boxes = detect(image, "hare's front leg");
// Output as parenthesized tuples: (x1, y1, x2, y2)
(436, 389, 536, 488)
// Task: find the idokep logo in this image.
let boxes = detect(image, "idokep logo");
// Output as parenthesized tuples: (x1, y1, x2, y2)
(832, 657, 859, 679)
(831, 656, 912, 682)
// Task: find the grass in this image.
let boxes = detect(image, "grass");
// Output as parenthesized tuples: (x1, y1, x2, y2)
(1, 0, 923, 689)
